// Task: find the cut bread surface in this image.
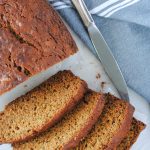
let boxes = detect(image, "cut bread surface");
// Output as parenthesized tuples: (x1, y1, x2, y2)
(0, 70, 87, 143)
(76, 94, 134, 150)
(13, 91, 105, 150)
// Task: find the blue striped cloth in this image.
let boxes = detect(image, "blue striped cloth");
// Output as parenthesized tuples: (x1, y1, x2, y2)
(49, 0, 150, 102)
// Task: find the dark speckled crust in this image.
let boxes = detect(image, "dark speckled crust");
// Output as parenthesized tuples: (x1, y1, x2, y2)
(0, 0, 77, 95)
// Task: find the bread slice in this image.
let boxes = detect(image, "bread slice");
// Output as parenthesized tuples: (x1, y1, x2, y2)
(0, 70, 87, 144)
(13, 91, 105, 150)
(116, 118, 145, 150)
(76, 93, 134, 150)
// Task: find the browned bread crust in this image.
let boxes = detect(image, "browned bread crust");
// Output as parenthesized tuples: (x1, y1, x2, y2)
(13, 91, 105, 150)
(0, 70, 87, 144)
(116, 118, 146, 150)
(0, 0, 77, 95)
(76, 93, 134, 150)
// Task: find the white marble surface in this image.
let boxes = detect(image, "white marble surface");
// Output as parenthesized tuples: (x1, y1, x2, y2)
(0, 29, 150, 150)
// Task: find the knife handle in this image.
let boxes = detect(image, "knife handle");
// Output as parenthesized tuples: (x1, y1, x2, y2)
(72, 0, 93, 27)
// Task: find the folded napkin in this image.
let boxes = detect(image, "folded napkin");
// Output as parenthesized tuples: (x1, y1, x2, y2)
(49, 0, 150, 102)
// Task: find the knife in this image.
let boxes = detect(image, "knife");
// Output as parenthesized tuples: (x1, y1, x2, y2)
(72, 0, 130, 101)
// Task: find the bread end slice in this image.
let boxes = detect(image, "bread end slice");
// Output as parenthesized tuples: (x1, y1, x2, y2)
(107, 95, 135, 148)
(116, 118, 146, 150)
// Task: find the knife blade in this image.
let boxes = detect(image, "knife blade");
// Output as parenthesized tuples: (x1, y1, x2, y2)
(72, 0, 130, 101)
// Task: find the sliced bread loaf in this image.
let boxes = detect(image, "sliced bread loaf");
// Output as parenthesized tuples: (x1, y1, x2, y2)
(116, 118, 145, 150)
(13, 91, 105, 150)
(76, 93, 134, 150)
(0, 70, 87, 144)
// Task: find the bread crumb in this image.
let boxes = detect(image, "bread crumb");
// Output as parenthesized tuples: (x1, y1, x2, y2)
(96, 73, 101, 79)
(90, 62, 94, 64)
(101, 82, 106, 89)
(24, 85, 28, 88)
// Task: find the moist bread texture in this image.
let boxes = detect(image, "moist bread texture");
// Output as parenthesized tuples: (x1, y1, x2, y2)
(0, 70, 87, 143)
(116, 118, 145, 150)
(13, 91, 105, 150)
(76, 94, 134, 150)
(0, 0, 77, 94)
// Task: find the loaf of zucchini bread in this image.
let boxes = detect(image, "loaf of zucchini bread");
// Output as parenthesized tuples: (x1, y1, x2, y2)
(0, 0, 77, 94)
